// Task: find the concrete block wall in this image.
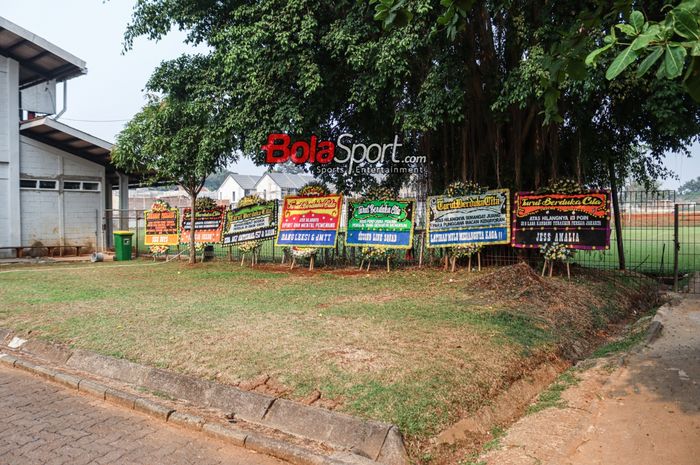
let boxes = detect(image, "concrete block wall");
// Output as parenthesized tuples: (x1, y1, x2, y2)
(18, 137, 105, 250)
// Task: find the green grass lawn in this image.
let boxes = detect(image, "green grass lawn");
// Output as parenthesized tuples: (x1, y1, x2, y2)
(0, 260, 653, 455)
(577, 226, 699, 275)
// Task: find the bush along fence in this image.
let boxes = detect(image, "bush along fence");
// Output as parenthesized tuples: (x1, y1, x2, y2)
(104, 181, 700, 292)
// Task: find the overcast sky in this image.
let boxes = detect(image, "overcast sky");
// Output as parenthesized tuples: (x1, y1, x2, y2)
(3, 1, 699, 189)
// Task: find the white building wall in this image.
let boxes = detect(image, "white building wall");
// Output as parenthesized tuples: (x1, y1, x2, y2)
(20, 189, 60, 246)
(217, 176, 245, 204)
(63, 192, 100, 247)
(0, 56, 21, 254)
(18, 137, 105, 250)
(255, 174, 281, 200)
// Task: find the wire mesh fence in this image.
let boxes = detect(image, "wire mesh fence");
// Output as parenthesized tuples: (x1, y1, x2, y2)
(675, 203, 699, 293)
(105, 190, 700, 292)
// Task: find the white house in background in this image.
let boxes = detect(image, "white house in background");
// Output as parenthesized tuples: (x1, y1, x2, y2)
(126, 186, 219, 210)
(0, 16, 132, 257)
(255, 172, 315, 200)
(216, 173, 258, 205)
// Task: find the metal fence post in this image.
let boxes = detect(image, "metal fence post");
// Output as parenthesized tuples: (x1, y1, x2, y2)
(673, 204, 679, 292)
(135, 211, 140, 258)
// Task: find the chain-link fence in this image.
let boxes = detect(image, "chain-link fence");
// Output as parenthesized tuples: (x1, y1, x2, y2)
(675, 203, 700, 293)
(105, 191, 700, 292)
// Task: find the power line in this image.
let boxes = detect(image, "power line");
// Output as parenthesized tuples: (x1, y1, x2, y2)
(57, 117, 131, 123)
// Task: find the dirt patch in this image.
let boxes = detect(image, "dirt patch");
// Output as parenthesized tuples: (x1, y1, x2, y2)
(437, 359, 568, 441)
(247, 263, 370, 276)
(238, 373, 290, 397)
(470, 263, 654, 358)
(479, 296, 700, 465)
(326, 347, 382, 373)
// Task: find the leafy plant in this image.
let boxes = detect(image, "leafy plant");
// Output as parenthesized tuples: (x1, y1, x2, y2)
(586, 2, 700, 101)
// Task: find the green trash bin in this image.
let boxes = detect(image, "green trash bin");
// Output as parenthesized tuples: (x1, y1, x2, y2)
(113, 230, 134, 261)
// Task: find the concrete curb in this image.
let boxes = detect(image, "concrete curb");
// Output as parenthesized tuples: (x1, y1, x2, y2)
(644, 304, 667, 345)
(0, 330, 408, 465)
(0, 349, 379, 465)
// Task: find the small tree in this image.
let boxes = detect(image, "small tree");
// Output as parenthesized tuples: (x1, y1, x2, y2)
(112, 93, 236, 263)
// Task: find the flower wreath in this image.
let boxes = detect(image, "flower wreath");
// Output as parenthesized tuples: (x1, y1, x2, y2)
(150, 245, 170, 256)
(236, 194, 267, 255)
(291, 246, 317, 259)
(359, 185, 400, 263)
(150, 199, 171, 212)
(443, 182, 488, 270)
(362, 246, 393, 261)
(452, 244, 482, 259)
(298, 181, 330, 197)
(149, 200, 173, 256)
(195, 196, 218, 210)
(239, 240, 263, 254)
(540, 242, 575, 262)
(188, 242, 207, 252)
(238, 193, 265, 208)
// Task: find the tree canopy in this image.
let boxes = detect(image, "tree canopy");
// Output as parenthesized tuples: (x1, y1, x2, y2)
(678, 175, 700, 195)
(122, 0, 700, 194)
(586, 0, 700, 101)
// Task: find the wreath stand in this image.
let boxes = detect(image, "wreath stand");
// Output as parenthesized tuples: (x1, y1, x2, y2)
(359, 255, 391, 272)
(291, 254, 314, 271)
(359, 258, 367, 271)
(241, 251, 258, 267)
(542, 260, 571, 280)
(449, 251, 481, 272)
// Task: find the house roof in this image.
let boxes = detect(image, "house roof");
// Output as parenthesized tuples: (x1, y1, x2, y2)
(256, 172, 314, 190)
(224, 173, 259, 190)
(0, 16, 87, 89)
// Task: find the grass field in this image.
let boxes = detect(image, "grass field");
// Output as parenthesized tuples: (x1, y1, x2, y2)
(0, 260, 655, 458)
(578, 226, 699, 275)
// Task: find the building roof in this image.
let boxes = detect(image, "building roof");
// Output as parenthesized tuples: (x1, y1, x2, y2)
(224, 173, 259, 190)
(0, 16, 87, 89)
(20, 117, 157, 188)
(20, 116, 117, 174)
(256, 172, 315, 190)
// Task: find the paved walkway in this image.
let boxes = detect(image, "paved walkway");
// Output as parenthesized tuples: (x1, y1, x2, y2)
(0, 365, 287, 465)
(480, 294, 700, 465)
